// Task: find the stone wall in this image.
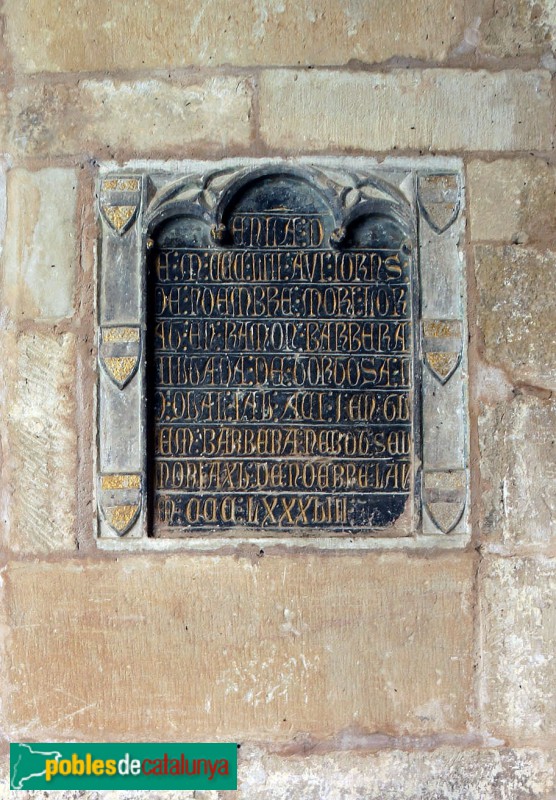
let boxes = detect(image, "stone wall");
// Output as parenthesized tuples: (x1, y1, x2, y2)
(0, 1, 555, 797)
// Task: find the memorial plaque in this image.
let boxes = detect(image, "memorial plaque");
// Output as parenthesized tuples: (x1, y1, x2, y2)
(149, 172, 414, 534)
(97, 160, 469, 544)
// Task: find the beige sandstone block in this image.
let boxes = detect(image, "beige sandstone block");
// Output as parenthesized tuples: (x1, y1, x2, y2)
(3, 331, 78, 553)
(2, 554, 473, 739)
(474, 245, 556, 390)
(481, 556, 556, 738)
(231, 746, 555, 799)
(2, 0, 463, 72)
(468, 159, 556, 244)
(2, 168, 78, 320)
(9, 77, 253, 158)
(478, 394, 556, 544)
(259, 70, 554, 153)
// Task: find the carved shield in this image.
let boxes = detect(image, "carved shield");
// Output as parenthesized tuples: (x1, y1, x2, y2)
(422, 319, 462, 384)
(417, 173, 460, 234)
(99, 473, 142, 536)
(99, 326, 141, 389)
(99, 176, 141, 235)
(423, 470, 466, 534)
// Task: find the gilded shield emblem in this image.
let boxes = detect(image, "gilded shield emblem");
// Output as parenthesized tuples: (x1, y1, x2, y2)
(99, 473, 142, 536)
(99, 326, 141, 389)
(99, 176, 141, 235)
(422, 319, 462, 384)
(423, 470, 466, 534)
(417, 173, 460, 234)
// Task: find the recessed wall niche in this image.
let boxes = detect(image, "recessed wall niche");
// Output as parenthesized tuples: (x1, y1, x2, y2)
(96, 159, 468, 549)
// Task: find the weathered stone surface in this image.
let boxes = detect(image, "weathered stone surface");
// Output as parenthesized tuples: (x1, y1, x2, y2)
(1, 777, 209, 800)
(2, 168, 77, 320)
(0, 756, 8, 800)
(2, 0, 463, 72)
(479, 0, 556, 57)
(0, 91, 8, 153)
(474, 245, 556, 390)
(230, 746, 556, 799)
(479, 394, 556, 544)
(481, 556, 556, 739)
(2, 554, 473, 739)
(0, 16, 8, 72)
(468, 159, 556, 244)
(259, 70, 554, 153)
(9, 77, 253, 158)
(2, 331, 78, 553)
(3, 786, 208, 800)
(0, 163, 6, 267)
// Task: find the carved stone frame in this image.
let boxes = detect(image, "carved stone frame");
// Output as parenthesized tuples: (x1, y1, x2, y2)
(96, 157, 468, 550)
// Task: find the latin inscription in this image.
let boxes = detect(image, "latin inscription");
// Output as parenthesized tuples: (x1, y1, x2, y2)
(151, 207, 413, 533)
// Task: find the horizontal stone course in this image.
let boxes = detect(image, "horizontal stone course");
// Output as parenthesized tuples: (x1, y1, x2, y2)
(5, 70, 554, 159)
(2, 554, 474, 739)
(1, 745, 553, 799)
(2, 0, 463, 72)
(259, 69, 554, 153)
(4, 0, 556, 73)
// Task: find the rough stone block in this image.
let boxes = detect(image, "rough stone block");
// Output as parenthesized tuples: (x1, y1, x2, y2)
(479, 0, 556, 57)
(474, 245, 556, 390)
(9, 77, 253, 159)
(2, 168, 78, 320)
(2, 330, 78, 553)
(2, 0, 463, 72)
(259, 70, 554, 153)
(232, 745, 555, 799)
(468, 159, 556, 244)
(478, 394, 556, 544)
(481, 556, 556, 739)
(2, 554, 474, 739)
